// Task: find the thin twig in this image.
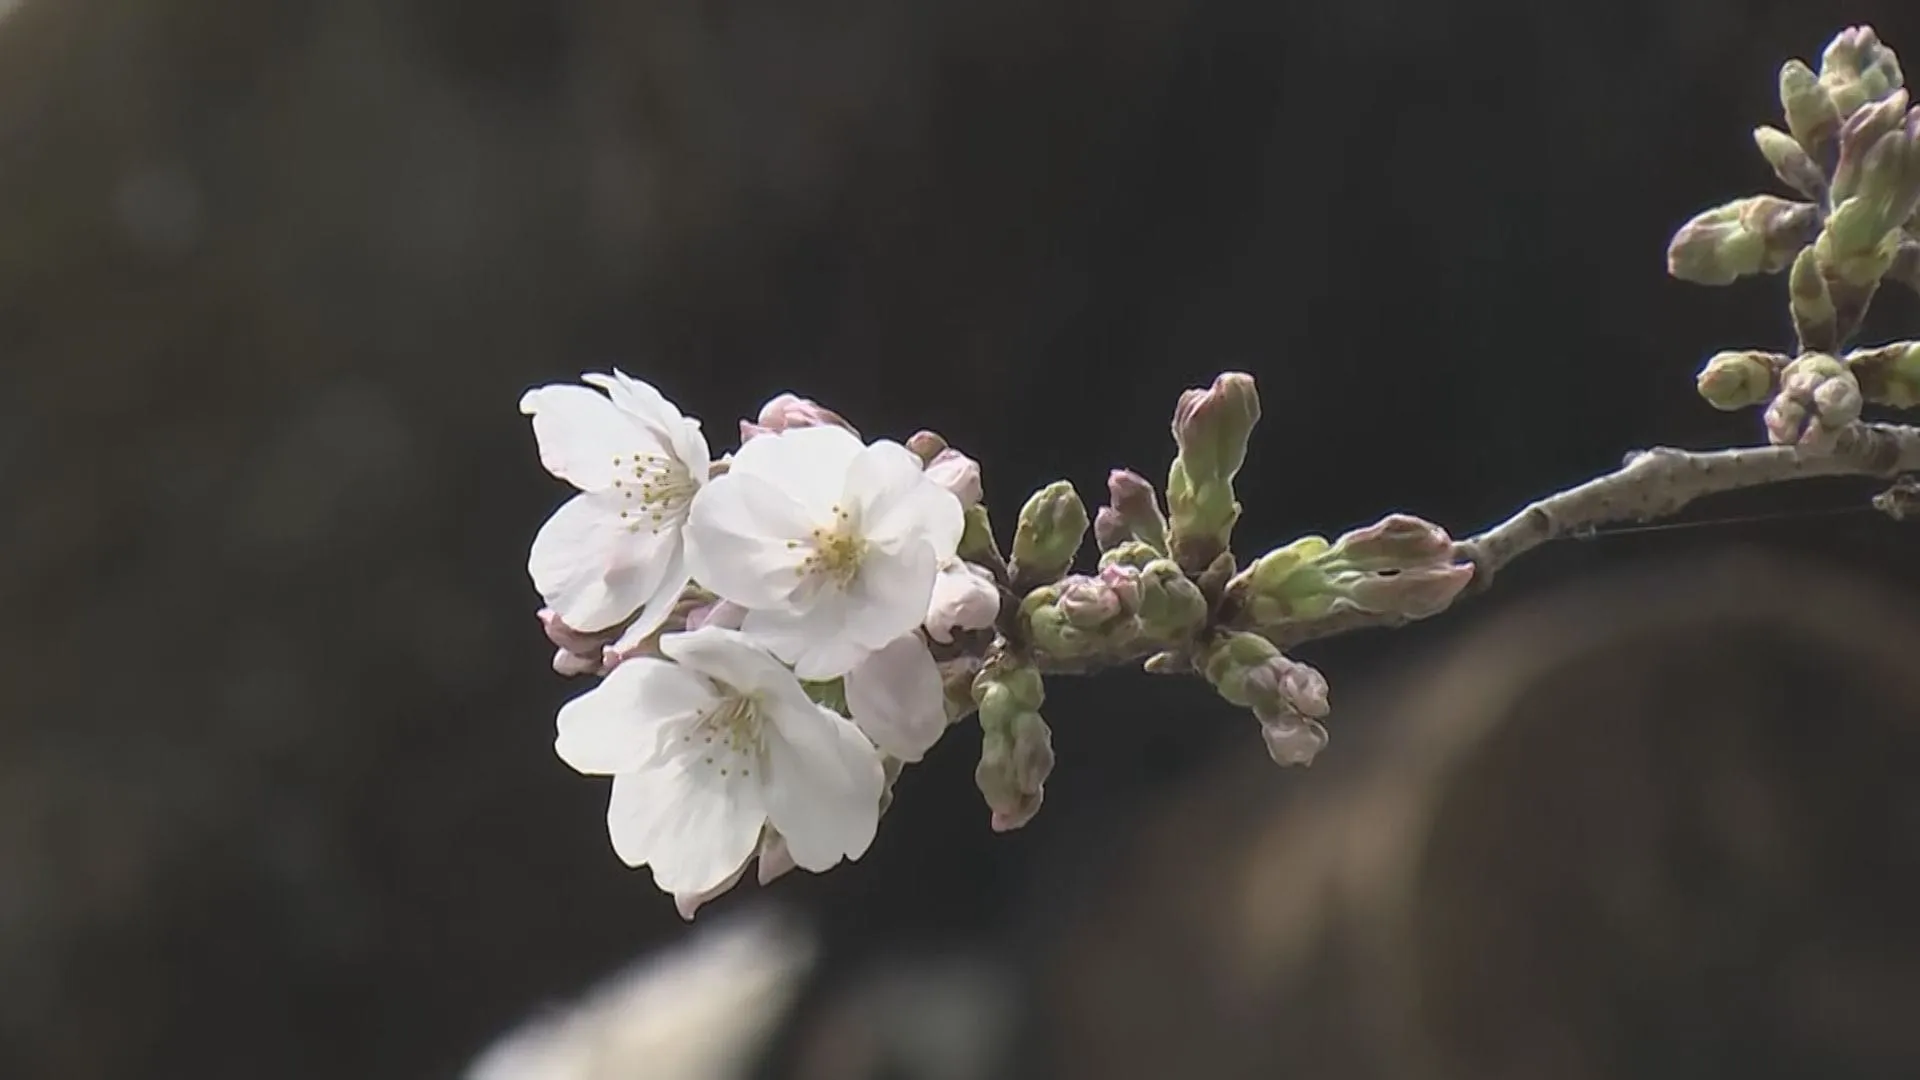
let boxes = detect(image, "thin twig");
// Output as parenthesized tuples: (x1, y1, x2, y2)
(1260, 422, 1920, 649)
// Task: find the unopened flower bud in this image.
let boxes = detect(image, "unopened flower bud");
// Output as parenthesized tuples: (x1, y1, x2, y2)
(1328, 513, 1454, 569)
(1789, 246, 1839, 352)
(1104, 469, 1169, 552)
(1696, 350, 1785, 410)
(976, 709, 1053, 832)
(1231, 536, 1333, 622)
(1819, 25, 1905, 119)
(1338, 563, 1476, 618)
(539, 607, 623, 676)
(972, 658, 1052, 831)
(1134, 559, 1208, 641)
(1666, 195, 1819, 285)
(1844, 340, 1920, 407)
(904, 430, 947, 463)
(1766, 352, 1862, 449)
(1781, 58, 1842, 161)
(1093, 506, 1130, 550)
(925, 558, 1001, 643)
(1167, 373, 1259, 570)
(1010, 481, 1088, 587)
(1816, 196, 1905, 287)
(1199, 631, 1333, 767)
(1260, 714, 1330, 768)
(1098, 539, 1159, 573)
(923, 447, 983, 509)
(1830, 89, 1910, 203)
(738, 393, 858, 442)
(957, 503, 1003, 570)
(1057, 575, 1125, 629)
(1753, 125, 1827, 200)
(1097, 562, 1143, 610)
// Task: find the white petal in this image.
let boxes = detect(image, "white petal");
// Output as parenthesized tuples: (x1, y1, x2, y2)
(726, 425, 864, 512)
(925, 558, 1001, 643)
(659, 625, 809, 705)
(603, 548, 693, 659)
(844, 539, 940, 649)
(760, 702, 884, 873)
(851, 443, 964, 558)
(520, 384, 661, 493)
(674, 858, 750, 921)
(742, 605, 881, 681)
(845, 634, 948, 762)
(555, 658, 715, 775)
(584, 370, 713, 481)
(683, 472, 817, 611)
(528, 493, 677, 632)
(609, 762, 767, 896)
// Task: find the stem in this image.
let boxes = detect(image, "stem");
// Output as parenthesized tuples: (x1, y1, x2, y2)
(1264, 421, 1920, 649)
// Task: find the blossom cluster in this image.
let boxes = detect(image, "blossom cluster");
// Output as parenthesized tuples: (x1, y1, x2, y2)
(523, 373, 996, 917)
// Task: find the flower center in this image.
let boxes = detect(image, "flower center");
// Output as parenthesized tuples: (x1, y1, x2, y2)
(683, 692, 766, 779)
(798, 504, 868, 586)
(610, 451, 696, 533)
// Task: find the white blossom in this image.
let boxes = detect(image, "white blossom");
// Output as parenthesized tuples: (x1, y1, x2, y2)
(683, 425, 963, 679)
(553, 625, 884, 898)
(523, 371, 710, 653)
(924, 557, 1000, 643)
(845, 633, 949, 762)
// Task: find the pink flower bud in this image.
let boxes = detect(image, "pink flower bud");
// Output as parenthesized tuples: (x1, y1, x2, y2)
(925, 559, 1000, 642)
(905, 430, 948, 463)
(737, 393, 858, 443)
(539, 607, 621, 677)
(922, 447, 983, 509)
(1260, 714, 1330, 767)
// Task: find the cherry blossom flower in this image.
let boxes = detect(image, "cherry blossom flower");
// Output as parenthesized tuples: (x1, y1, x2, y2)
(553, 626, 885, 898)
(523, 371, 711, 654)
(683, 425, 963, 679)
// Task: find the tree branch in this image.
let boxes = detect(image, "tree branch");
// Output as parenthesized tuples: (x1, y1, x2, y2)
(1259, 422, 1920, 649)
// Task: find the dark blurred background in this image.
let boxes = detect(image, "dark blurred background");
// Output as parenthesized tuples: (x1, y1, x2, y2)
(7, 0, 1920, 1077)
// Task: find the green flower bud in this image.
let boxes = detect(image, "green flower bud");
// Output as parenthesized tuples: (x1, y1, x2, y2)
(1830, 89, 1910, 203)
(1753, 125, 1827, 200)
(1166, 373, 1260, 571)
(1224, 536, 1334, 623)
(1766, 352, 1863, 450)
(1789, 246, 1839, 352)
(1134, 558, 1209, 642)
(1819, 26, 1905, 120)
(1098, 539, 1160, 573)
(957, 503, 1005, 575)
(1198, 631, 1332, 767)
(1781, 58, 1842, 161)
(976, 709, 1053, 832)
(1844, 340, 1920, 407)
(971, 657, 1051, 832)
(1696, 350, 1786, 410)
(1813, 197, 1903, 287)
(1666, 195, 1818, 285)
(1009, 480, 1088, 587)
